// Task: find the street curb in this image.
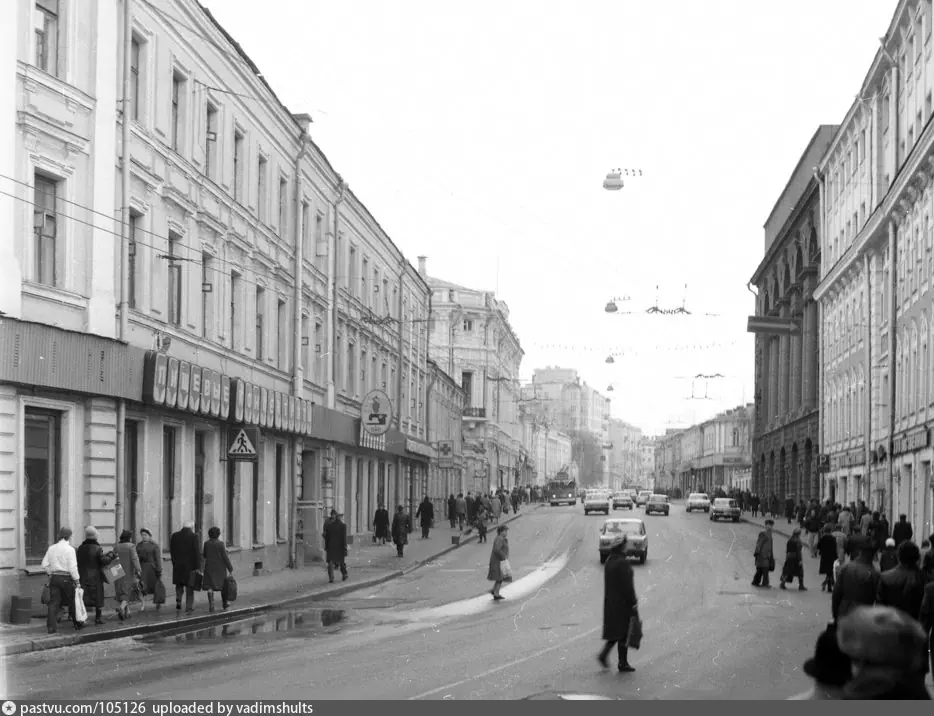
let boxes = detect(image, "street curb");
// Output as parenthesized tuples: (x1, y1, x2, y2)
(740, 517, 795, 540)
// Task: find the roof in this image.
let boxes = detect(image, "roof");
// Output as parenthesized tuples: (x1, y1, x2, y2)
(425, 275, 476, 293)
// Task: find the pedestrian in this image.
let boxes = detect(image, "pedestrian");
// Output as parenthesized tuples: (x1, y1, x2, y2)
(391, 505, 410, 557)
(787, 622, 851, 699)
(597, 536, 638, 673)
(836, 605, 931, 699)
(323, 509, 348, 582)
(40, 527, 81, 634)
(475, 508, 488, 543)
(876, 541, 925, 621)
(780, 528, 807, 591)
(879, 538, 898, 572)
(136, 528, 163, 612)
(920, 573, 934, 676)
(838, 507, 853, 536)
(455, 493, 467, 529)
(892, 514, 913, 546)
(112, 529, 141, 621)
(491, 494, 502, 523)
(76, 525, 114, 626)
(373, 504, 390, 545)
(831, 536, 880, 621)
(202, 526, 234, 611)
(169, 520, 201, 613)
(447, 494, 457, 529)
(415, 495, 434, 539)
(818, 524, 838, 592)
(858, 508, 872, 537)
(751, 519, 775, 588)
(487, 524, 510, 600)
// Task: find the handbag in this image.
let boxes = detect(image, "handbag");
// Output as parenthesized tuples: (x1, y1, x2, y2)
(222, 575, 238, 603)
(73, 586, 88, 624)
(41, 583, 51, 605)
(500, 558, 514, 582)
(104, 562, 126, 582)
(188, 570, 203, 591)
(153, 579, 167, 605)
(627, 612, 643, 650)
(768, 556, 776, 572)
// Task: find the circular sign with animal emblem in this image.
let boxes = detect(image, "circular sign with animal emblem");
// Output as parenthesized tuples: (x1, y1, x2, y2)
(361, 389, 393, 436)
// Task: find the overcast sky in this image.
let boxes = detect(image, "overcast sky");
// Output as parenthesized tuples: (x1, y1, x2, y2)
(204, 0, 895, 434)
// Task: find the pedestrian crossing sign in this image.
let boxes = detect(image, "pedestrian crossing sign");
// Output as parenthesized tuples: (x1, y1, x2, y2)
(228, 427, 258, 460)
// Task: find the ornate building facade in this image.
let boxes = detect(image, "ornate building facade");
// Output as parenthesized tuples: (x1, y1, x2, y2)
(749, 126, 836, 501)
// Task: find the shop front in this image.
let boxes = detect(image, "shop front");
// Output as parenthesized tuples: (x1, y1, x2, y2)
(890, 426, 933, 536)
(403, 437, 434, 515)
(827, 446, 867, 507)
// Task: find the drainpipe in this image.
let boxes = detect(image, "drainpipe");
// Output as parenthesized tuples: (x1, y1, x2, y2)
(327, 180, 347, 409)
(815, 168, 825, 502)
(887, 220, 897, 519)
(449, 304, 463, 376)
(115, 0, 133, 536)
(864, 253, 872, 501)
(394, 261, 408, 515)
(289, 126, 310, 569)
(426, 369, 437, 503)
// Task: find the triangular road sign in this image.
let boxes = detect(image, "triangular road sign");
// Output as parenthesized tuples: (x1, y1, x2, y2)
(228, 428, 257, 456)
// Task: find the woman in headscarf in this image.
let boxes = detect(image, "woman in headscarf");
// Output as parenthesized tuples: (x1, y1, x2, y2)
(75, 526, 114, 626)
(136, 528, 163, 611)
(779, 528, 806, 591)
(487, 524, 510, 601)
(202, 526, 234, 612)
(113, 529, 141, 620)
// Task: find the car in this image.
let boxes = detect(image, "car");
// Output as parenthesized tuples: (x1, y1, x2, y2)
(612, 492, 634, 510)
(636, 490, 652, 507)
(584, 491, 611, 515)
(598, 518, 648, 565)
(710, 497, 741, 522)
(685, 493, 711, 513)
(645, 494, 670, 516)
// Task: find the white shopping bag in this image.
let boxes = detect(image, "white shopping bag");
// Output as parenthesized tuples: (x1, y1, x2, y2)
(73, 586, 87, 623)
(500, 559, 514, 582)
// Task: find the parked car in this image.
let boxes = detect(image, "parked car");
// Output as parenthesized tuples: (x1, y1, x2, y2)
(598, 518, 648, 565)
(710, 497, 741, 522)
(685, 493, 711, 513)
(645, 494, 670, 516)
(584, 491, 611, 515)
(612, 493, 634, 510)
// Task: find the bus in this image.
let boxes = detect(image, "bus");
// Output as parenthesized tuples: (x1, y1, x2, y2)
(546, 479, 578, 506)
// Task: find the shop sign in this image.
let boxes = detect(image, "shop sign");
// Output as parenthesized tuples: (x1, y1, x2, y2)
(177, 361, 191, 410)
(405, 438, 434, 458)
(266, 389, 275, 428)
(142, 352, 168, 405)
(893, 427, 930, 456)
(359, 421, 387, 451)
(840, 448, 865, 469)
(243, 380, 254, 423)
(361, 389, 392, 437)
(274, 392, 282, 430)
(165, 357, 179, 407)
(232, 379, 246, 422)
(438, 440, 454, 468)
(288, 396, 296, 433)
(189, 367, 202, 413)
(199, 369, 212, 416)
(259, 388, 268, 428)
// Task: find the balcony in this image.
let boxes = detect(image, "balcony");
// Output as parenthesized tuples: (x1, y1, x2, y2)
(463, 407, 487, 419)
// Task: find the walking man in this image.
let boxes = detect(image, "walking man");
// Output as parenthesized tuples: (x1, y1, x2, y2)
(416, 496, 434, 539)
(598, 536, 637, 672)
(40, 527, 81, 633)
(752, 519, 774, 588)
(323, 509, 348, 582)
(169, 520, 201, 613)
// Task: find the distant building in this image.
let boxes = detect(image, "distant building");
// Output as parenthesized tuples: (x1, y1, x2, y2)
(426, 359, 466, 512)
(608, 419, 642, 490)
(640, 436, 658, 489)
(671, 406, 754, 494)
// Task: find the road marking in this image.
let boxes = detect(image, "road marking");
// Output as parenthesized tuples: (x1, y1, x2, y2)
(726, 528, 737, 558)
(408, 624, 603, 700)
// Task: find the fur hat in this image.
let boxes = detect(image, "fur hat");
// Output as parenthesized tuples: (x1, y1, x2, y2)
(836, 606, 926, 670)
(803, 623, 852, 687)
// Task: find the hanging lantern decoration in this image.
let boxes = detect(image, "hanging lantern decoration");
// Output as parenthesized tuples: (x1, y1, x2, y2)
(607, 385, 615, 392)
(605, 355, 615, 364)
(603, 170, 624, 191)
(605, 300, 618, 313)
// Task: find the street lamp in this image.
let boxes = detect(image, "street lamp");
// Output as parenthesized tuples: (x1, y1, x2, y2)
(605, 355, 615, 364)
(605, 300, 618, 313)
(603, 170, 624, 191)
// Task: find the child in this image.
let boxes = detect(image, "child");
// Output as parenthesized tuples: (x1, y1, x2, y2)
(475, 508, 488, 543)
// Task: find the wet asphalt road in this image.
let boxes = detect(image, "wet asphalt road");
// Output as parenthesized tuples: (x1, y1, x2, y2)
(7, 504, 831, 700)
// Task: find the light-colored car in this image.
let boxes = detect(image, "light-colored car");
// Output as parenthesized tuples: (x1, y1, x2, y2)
(599, 518, 648, 565)
(710, 497, 741, 522)
(584, 491, 611, 515)
(685, 493, 711, 513)
(612, 492, 634, 510)
(636, 490, 652, 507)
(645, 494, 670, 516)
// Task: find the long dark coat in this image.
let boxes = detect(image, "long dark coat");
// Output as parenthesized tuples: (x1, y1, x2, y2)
(416, 500, 434, 528)
(754, 531, 774, 570)
(136, 540, 163, 593)
(202, 538, 234, 591)
(169, 527, 201, 587)
(447, 497, 456, 520)
(817, 533, 837, 575)
(76, 539, 113, 608)
(323, 518, 348, 564)
(113, 541, 142, 602)
(781, 536, 803, 581)
(391, 512, 410, 546)
(487, 533, 509, 582)
(373, 508, 390, 540)
(602, 552, 637, 641)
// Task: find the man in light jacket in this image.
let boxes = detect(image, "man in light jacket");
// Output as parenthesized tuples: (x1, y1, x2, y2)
(41, 527, 81, 634)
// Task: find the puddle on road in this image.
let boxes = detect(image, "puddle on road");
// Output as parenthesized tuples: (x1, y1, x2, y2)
(142, 608, 346, 645)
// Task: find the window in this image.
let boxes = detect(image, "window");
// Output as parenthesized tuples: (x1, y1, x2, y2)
(463, 319, 474, 332)
(167, 232, 182, 326)
(128, 214, 140, 308)
(171, 72, 184, 151)
(361, 345, 368, 393)
(252, 461, 260, 545)
(462, 371, 473, 405)
(883, 94, 891, 132)
(349, 246, 357, 292)
(124, 421, 139, 536)
(23, 408, 61, 564)
(255, 288, 265, 359)
(373, 268, 380, 309)
(381, 361, 388, 390)
(279, 177, 288, 237)
(301, 201, 311, 257)
(33, 173, 58, 287)
(194, 431, 206, 539)
(301, 316, 310, 375)
(275, 444, 285, 541)
(34, 0, 59, 76)
(346, 340, 356, 394)
(205, 104, 218, 179)
(859, 130, 866, 163)
(277, 299, 288, 370)
(201, 253, 213, 339)
(230, 271, 240, 348)
(130, 38, 141, 121)
(233, 130, 244, 201)
(162, 426, 177, 545)
(225, 459, 238, 547)
(362, 258, 369, 304)
(314, 212, 326, 270)
(257, 156, 268, 221)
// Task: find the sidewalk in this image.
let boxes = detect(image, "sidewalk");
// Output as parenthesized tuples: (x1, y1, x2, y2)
(0, 505, 541, 657)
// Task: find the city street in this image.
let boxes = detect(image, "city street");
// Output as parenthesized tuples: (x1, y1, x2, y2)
(8, 504, 833, 700)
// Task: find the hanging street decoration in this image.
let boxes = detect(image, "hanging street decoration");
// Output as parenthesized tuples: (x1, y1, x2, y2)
(603, 168, 644, 191)
(531, 339, 739, 354)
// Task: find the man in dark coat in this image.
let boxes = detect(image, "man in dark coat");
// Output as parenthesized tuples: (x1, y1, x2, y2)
(832, 535, 880, 621)
(751, 519, 774, 588)
(598, 538, 637, 672)
(373, 504, 390, 545)
(892, 514, 913, 546)
(391, 505, 410, 557)
(322, 509, 348, 582)
(415, 496, 434, 539)
(169, 520, 201, 613)
(876, 541, 925, 621)
(447, 494, 457, 528)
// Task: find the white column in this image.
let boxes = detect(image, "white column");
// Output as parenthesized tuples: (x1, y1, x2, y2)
(0, 1, 22, 318)
(86, 0, 119, 337)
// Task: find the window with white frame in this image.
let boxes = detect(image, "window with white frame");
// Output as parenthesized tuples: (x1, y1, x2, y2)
(463, 319, 473, 332)
(34, 0, 60, 77)
(167, 232, 183, 326)
(277, 298, 288, 370)
(205, 103, 219, 179)
(257, 155, 268, 222)
(130, 37, 141, 121)
(171, 71, 186, 152)
(233, 129, 244, 201)
(301, 201, 311, 258)
(23, 406, 62, 564)
(33, 173, 59, 287)
(362, 257, 369, 305)
(229, 270, 240, 348)
(128, 213, 140, 308)
(255, 287, 265, 359)
(278, 176, 288, 238)
(201, 253, 213, 339)
(301, 315, 310, 375)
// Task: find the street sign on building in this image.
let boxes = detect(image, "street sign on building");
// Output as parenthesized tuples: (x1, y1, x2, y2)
(361, 389, 392, 436)
(228, 427, 258, 461)
(438, 440, 454, 468)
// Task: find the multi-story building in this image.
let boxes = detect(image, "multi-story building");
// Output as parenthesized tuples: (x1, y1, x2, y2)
(653, 429, 683, 493)
(423, 259, 524, 493)
(673, 406, 754, 494)
(608, 419, 642, 490)
(425, 358, 466, 513)
(519, 407, 573, 485)
(749, 126, 835, 502)
(813, 0, 934, 538)
(0, 0, 431, 611)
(640, 436, 657, 490)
